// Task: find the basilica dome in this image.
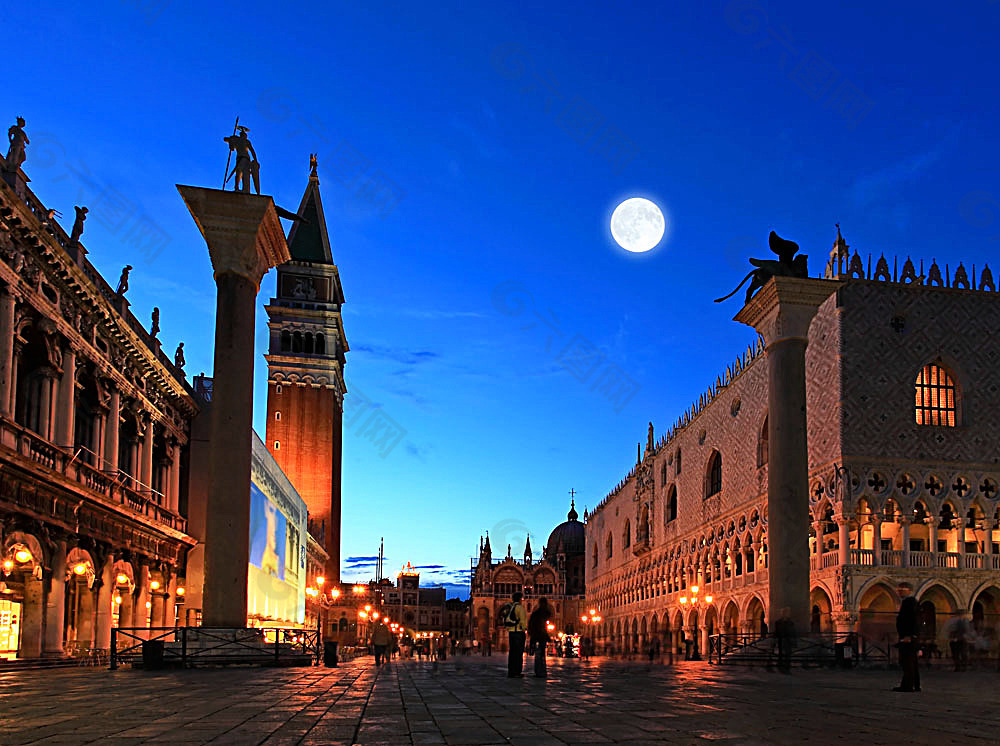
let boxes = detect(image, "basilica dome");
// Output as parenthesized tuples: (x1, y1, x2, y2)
(545, 501, 585, 557)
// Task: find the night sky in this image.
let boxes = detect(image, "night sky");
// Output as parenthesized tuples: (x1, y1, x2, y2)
(8, 1, 1000, 597)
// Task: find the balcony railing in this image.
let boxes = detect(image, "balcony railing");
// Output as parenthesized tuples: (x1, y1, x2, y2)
(1, 418, 186, 533)
(850, 548, 875, 566)
(881, 549, 903, 566)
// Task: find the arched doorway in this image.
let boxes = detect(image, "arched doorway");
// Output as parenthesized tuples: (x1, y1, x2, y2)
(745, 596, 766, 637)
(918, 584, 959, 652)
(687, 609, 700, 660)
(723, 600, 739, 641)
(857, 581, 897, 648)
(810, 586, 833, 634)
(971, 586, 1000, 644)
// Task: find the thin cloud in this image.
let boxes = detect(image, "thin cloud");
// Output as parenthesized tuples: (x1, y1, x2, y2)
(353, 344, 441, 366)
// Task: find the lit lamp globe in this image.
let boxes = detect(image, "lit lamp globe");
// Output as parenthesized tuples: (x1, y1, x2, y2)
(610, 198, 665, 253)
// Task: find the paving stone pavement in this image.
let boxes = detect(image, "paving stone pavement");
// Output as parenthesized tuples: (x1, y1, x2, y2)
(0, 655, 995, 745)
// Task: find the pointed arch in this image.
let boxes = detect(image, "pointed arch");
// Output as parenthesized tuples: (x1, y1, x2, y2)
(705, 450, 722, 498)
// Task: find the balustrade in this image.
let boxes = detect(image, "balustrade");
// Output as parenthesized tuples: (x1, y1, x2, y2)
(3, 418, 185, 532)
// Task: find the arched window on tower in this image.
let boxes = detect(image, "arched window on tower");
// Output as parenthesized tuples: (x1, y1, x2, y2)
(280, 330, 291, 352)
(915, 362, 958, 426)
(292, 332, 303, 353)
(758, 415, 769, 467)
(666, 485, 678, 523)
(304, 333, 314, 354)
(606, 533, 613, 559)
(623, 520, 631, 549)
(315, 334, 326, 355)
(705, 450, 722, 498)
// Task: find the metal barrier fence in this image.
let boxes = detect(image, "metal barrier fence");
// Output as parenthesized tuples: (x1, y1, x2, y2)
(110, 627, 320, 670)
(708, 632, 890, 666)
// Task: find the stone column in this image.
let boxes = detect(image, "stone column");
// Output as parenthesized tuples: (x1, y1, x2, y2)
(735, 276, 842, 633)
(899, 517, 911, 568)
(177, 185, 290, 628)
(20, 574, 44, 658)
(837, 517, 851, 567)
(164, 571, 177, 630)
(140, 415, 154, 494)
(955, 518, 966, 561)
(103, 385, 120, 473)
(118, 586, 134, 628)
(94, 555, 114, 651)
(927, 517, 939, 558)
(54, 345, 76, 450)
(168, 446, 181, 512)
(0, 287, 18, 418)
(77, 583, 95, 647)
(984, 520, 995, 557)
(43, 539, 67, 656)
(871, 515, 882, 566)
(37, 370, 54, 440)
(811, 521, 823, 560)
(134, 562, 150, 638)
(150, 588, 165, 630)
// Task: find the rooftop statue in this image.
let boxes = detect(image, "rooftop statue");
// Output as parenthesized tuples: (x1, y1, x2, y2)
(223, 121, 260, 194)
(70, 206, 88, 244)
(714, 231, 809, 305)
(5, 116, 28, 173)
(174, 342, 186, 370)
(151, 307, 160, 338)
(116, 264, 132, 296)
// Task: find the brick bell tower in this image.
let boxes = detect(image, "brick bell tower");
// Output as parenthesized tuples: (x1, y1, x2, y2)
(264, 156, 348, 582)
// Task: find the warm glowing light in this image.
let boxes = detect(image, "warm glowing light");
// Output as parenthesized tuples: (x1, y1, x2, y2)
(353, 585, 366, 594)
(383, 616, 390, 623)
(691, 585, 699, 594)
(358, 610, 368, 619)
(705, 595, 713, 604)
(372, 612, 380, 620)
(546, 622, 555, 631)
(176, 587, 185, 596)
(2, 560, 12, 571)
(594, 615, 602, 622)
(150, 580, 161, 590)
(589, 609, 597, 616)
(116, 573, 129, 585)
(679, 596, 688, 604)
(364, 604, 372, 612)
(14, 549, 32, 564)
(316, 576, 325, 586)
(581, 615, 588, 622)
(114, 595, 122, 604)
(73, 563, 88, 575)
(145, 601, 152, 609)
(330, 588, 341, 599)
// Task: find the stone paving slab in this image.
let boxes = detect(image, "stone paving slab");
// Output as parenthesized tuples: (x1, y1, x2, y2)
(0, 655, 995, 745)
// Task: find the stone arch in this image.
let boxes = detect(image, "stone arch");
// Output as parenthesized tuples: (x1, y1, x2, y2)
(744, 595, 766, 636)
(722, 600, 740, 638)
(280, 329, 291, 352)
(971, 584, 1000, 640)
(3, 531, 47, 569)
(916, 582, 960, 643)
(705, 449, 722, 498)
(810, 585, 834, 633)
(315, 333, 326, 355)
(857, 580, 898, 644)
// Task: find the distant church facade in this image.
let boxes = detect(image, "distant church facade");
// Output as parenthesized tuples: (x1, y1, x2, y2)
(586, 232, 1000, 658)
(470, 504, 587, 650)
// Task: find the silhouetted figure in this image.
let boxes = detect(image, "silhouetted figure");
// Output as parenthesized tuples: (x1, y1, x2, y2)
(70, 206, 88, 244)
(948, 614, 971, 672)
(371, 620, 392, 666)
(224, 126, 259, 194)
(774, 607, 796, 673)
(116, 265, 132, 296)
(894, 582, 920, 692)
(150, 307, 160, 338)
(528, 598, 552, 678)
(715, 231, 809, 304)
(174, 342, 186, 370)
(5, 117, 28, 173)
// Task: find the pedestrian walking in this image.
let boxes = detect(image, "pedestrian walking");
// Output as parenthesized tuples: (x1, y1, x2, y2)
(528, 597, 553, 678)
(773, 608, 796, 673)
(502, 591, 528, 677)
(947, 614, 971, 672)
(894, 582, 921, 692)
(372, 620, 392, 666)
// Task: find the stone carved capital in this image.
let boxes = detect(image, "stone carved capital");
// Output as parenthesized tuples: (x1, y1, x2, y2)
(734, 276, 844, 346)
(176, 186, 290, 290)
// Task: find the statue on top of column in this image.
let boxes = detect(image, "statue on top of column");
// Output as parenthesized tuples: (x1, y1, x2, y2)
(174, 342, 186, 370)
(714, 231, 809, 305)
(150, 307, 160, 338)
(646, 421, 654, 452)
(70, 206, 88, 244)
(5, 117, 28, 173)
(223, 124, 260, 194)
(116, 265, 132, 296)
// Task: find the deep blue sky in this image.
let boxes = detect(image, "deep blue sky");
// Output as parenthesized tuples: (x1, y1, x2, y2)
(9, 1, 1000, 597)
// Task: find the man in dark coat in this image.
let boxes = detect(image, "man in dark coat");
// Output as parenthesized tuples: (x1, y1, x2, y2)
(894, 582, 921, 692)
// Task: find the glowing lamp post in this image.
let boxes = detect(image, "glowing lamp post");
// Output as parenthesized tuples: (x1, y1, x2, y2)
(678, 586, 712, 661)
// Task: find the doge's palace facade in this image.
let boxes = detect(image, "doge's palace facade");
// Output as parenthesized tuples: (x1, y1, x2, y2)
(586, 235, 1000, 658)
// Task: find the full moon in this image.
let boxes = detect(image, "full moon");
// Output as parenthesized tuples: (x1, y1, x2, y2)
(610, 197, 665, 253)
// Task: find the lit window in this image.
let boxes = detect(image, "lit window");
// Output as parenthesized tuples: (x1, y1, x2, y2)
(915, 363, 957, 426)
(274, 441, 280, 450)
(275, 411, 281, 421)
(276, 384, 282, 394)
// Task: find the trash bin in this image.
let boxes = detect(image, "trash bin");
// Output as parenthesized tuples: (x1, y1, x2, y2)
(142, 639, 165, 670)
(324, 640, 338, 667)
(834, 642, 853, 669)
